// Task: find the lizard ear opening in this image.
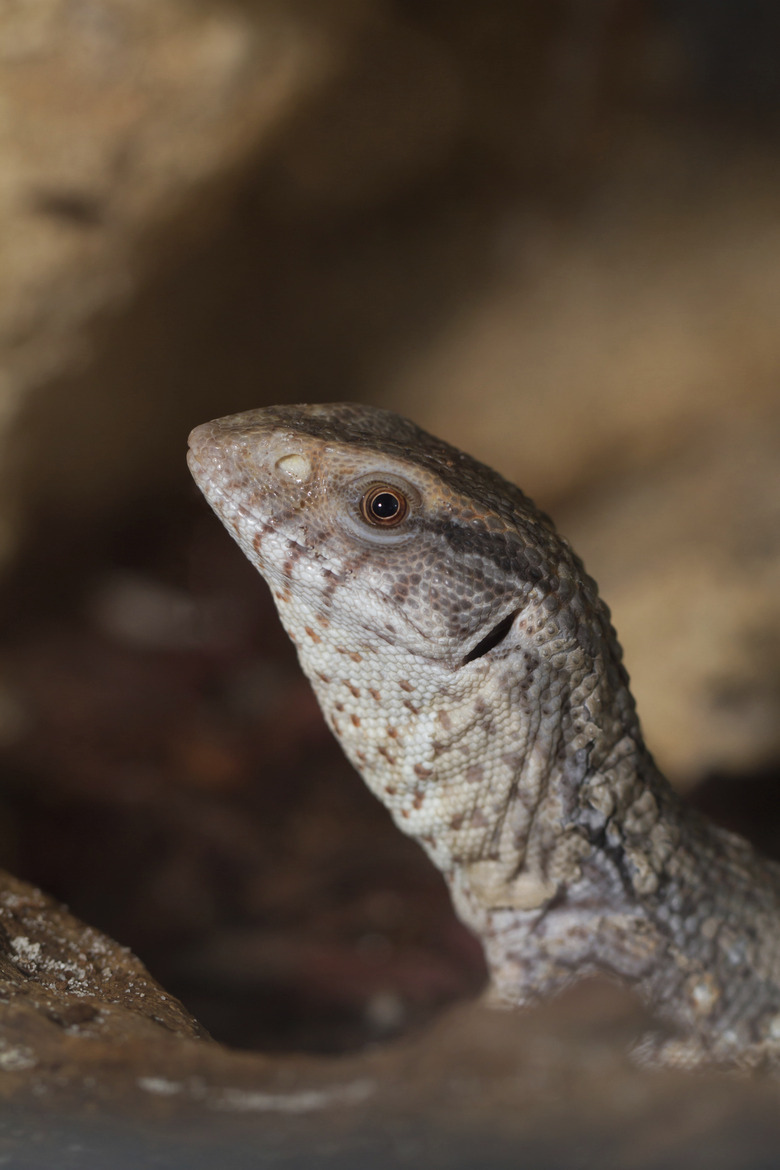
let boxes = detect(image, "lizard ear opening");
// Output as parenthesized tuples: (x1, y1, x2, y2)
(462, 610, 518, 664)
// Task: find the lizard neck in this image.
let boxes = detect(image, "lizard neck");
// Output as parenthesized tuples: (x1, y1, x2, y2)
(292, 584, 661, 915)
(295, 585, 780, 1065)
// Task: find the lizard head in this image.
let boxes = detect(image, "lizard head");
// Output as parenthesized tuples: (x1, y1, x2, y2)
(187, 402, 565, 671)
(188, 402, 636, 894)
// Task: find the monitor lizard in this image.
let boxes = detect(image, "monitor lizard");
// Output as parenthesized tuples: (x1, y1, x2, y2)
(188, 402, 780, 1071)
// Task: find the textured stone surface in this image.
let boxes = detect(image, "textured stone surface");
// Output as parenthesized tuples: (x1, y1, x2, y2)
(386, 151, 780, 784)
(0, 0, 327, 555)
(0, 866, 207, 1087)
(2, 966, 780, 1169)
(0, 905, 780, 1170)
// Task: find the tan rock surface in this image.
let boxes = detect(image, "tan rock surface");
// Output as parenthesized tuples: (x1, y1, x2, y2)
(0, 0, 328, 557)
(0, 866, 205, 1048)
(0, 869, 779, 1170)
(388, 147, 780, 783)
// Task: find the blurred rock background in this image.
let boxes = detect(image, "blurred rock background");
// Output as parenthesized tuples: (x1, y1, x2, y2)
(0, 0, 778, 1089)
(2, 0, 779, 784)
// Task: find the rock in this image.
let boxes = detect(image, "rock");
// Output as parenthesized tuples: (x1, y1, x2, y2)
(387, 145, 780, 784)
(0, 0, 330, 559)
(0, 867, 207, 1086)
(0, 938, 779, 1170)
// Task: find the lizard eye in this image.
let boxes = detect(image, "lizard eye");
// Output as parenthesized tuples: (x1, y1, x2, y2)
(360, 485, 409, 527)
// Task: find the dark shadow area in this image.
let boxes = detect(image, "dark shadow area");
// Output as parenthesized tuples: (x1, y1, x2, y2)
(0, 505, 486, 1053)
(690, 762, 780, 861)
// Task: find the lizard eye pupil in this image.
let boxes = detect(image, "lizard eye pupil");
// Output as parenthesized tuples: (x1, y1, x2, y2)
(361, 486, 408, 526)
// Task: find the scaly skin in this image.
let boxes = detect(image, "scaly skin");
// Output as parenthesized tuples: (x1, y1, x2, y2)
(188, 403, 780, 1070)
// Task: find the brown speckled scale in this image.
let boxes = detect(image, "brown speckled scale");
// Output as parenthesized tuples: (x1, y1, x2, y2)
(188, 403, 780, 1071)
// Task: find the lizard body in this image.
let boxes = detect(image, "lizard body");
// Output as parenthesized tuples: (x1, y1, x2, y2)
(188, 403, 780, 1070)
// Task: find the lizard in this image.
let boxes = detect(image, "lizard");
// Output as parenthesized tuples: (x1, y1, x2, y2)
(187, 402, 780, 1071)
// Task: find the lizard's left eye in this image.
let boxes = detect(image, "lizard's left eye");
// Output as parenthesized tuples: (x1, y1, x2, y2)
(360, 485, 409, 527)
